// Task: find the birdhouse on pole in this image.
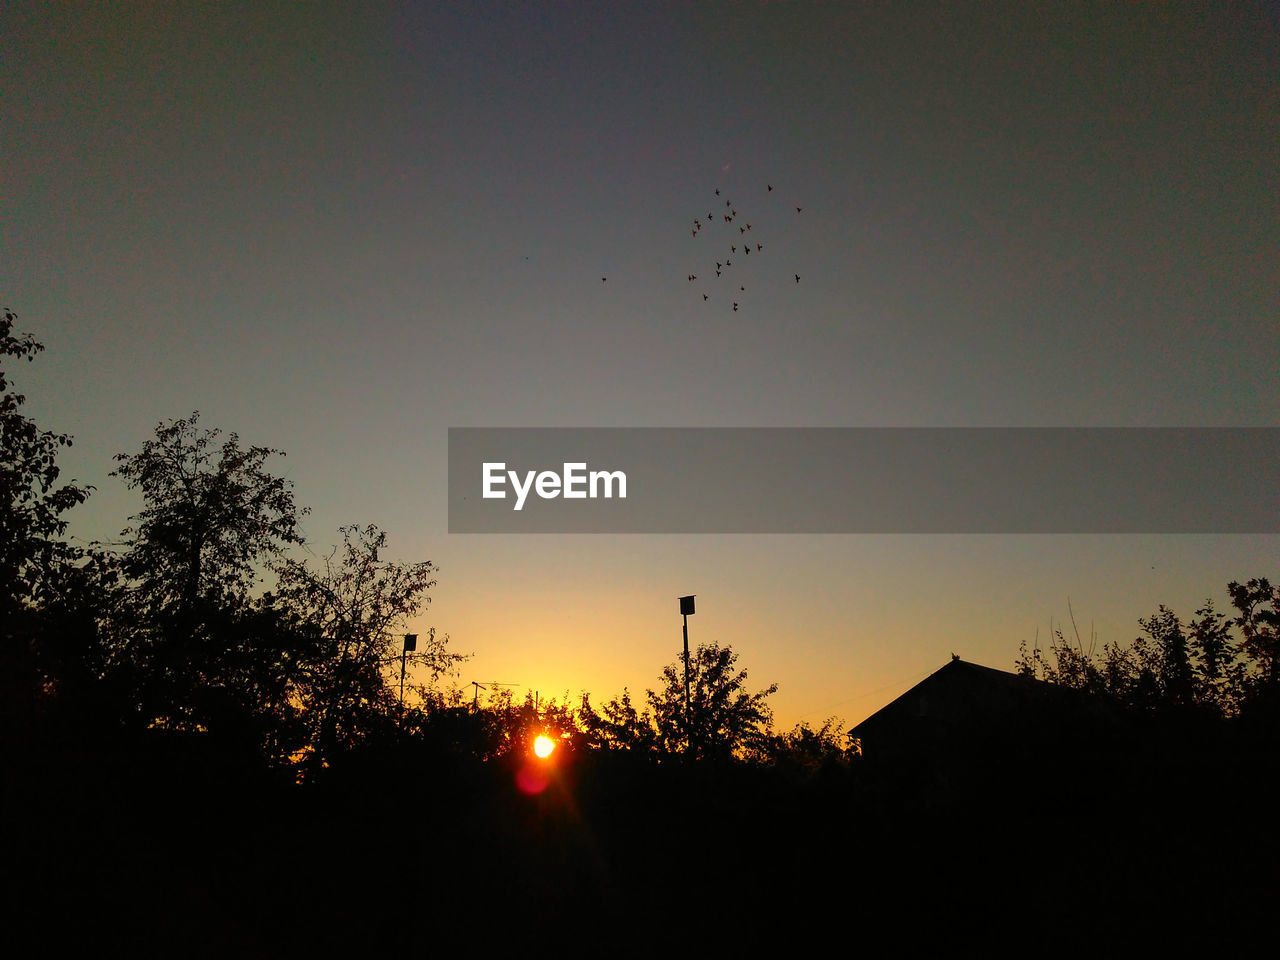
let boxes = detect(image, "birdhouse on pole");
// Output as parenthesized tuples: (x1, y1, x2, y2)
(398, 634, 417, 726)
(678, 596, 695, 751)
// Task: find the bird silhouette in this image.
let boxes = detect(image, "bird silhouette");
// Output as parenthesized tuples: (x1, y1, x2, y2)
(602, 277, 607, 282)
(682, 180, 808, 301)
(733, 302, 739, 312)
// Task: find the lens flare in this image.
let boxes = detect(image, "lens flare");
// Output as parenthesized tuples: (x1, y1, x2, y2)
(533, 735, 555, 758)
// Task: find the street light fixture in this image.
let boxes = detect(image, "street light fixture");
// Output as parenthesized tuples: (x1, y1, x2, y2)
(399, 633, 417, 725)
(679, 595, 695, 751)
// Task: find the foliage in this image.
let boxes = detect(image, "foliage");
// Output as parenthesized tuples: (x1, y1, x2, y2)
(414, 647, 783, 766)
(17, 409, 464, 764)
(769, 717, 858, 771)
(1, 307, 92, 722)
(1187, 598, 1242, 707)
(1229, 577, 1280, 690)
(111, 411, 307, 613)
(647, 642, 778, 760)
(579, 688, 658, 753)
(270, 523, 466, 764)
(1017, 582, 1278, 718)
(98, 412, 311, 739)
(409, 683, 509, 759)
(26, 546, 131, 717)
(0, 307, 92, 614)
(2, 322, 461, 762)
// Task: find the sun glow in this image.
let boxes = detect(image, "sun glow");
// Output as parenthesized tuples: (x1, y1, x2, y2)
(533, 735, 555, 758)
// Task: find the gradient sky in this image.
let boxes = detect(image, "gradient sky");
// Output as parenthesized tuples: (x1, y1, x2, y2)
(5, 1, 1278, 729)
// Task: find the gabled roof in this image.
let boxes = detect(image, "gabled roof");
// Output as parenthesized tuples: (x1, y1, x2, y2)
(849, 655, 1111, 751)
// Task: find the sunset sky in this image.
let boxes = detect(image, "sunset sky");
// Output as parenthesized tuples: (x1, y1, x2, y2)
(5, 1, 1277, 729)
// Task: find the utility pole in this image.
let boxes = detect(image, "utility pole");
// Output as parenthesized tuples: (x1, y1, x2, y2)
(469, 680, 517, 709)
(399, 633, 417, 726)
(679, 595, 695, 755)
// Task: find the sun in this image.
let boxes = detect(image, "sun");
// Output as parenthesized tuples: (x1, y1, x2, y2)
(533, 735, 555, 758)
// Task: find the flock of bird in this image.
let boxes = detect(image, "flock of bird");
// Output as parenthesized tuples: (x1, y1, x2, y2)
(596, 182, 804, 311)
(684, 183, 803, 312)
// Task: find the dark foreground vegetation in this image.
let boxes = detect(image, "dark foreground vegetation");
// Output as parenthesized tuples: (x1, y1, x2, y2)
(5, 308, 1278, 950)
(12, 696, 1279, 952)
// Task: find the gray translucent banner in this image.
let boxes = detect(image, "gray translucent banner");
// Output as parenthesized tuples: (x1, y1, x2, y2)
(448, 428, 1279, 533)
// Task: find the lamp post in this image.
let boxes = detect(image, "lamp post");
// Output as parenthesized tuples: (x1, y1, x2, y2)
(399, 633, 417, 726)
(679, 595, 695, 753)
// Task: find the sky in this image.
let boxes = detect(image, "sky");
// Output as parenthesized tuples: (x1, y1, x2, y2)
(5, 1, 1278, 729)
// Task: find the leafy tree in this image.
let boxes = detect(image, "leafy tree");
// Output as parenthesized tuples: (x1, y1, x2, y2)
(24, 546, 130, 721)
(111, 411, 307, 614)
(647, 642, 777, 760)
(410, 683, 507, 759)
(1015, 623, 1104, 693)
(532, 690, 579, 746)
(271, 523, 465, 765)
(0, 308, 92, 604)
(1019, 609, 1204, 713)
(1186, 598, 1245, 716)
(1229, 577, 1280, 691)
(770, 717, 857, 772)
(1, 307, 92, 721)
(579, 688, 657, 753)
(107, 412, 310, 734)
(1017, 584, 1276, 719)
(1137, 605, 1194, 707)
(459, 686, 578, 759)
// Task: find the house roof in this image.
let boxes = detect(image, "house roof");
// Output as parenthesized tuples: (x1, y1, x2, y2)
(849, 655, 1111, 749)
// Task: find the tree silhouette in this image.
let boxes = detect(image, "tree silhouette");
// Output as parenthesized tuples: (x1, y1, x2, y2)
(107, 412, 309, 736)
(579, 688, 657, 753)
(770, 717, 858, 773)
(1016, 583, 1280, 719)
(111, 412, 307, 615)
(1137, 605, 1195, 707)
(271, 523, 464, 766)
(1230, 577, 1280, 692)
(410, 683, 507, 759)
(648, 643, 777, 760)
(1, 307, 92, 723)
(1186, 598, 1245, 714)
